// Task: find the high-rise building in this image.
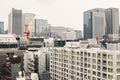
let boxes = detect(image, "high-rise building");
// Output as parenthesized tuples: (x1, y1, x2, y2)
(84, 8, 106, 39)
(22, 13, 35, 36)
(0, 22, 4, 34)
(8, 8, 22, 35)
(35, 19, 48, 37)
(105, 8, 119, 34)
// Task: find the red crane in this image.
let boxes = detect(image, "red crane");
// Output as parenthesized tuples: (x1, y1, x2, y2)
(24, 24, 30, 44)
(24, 14, 35, 44)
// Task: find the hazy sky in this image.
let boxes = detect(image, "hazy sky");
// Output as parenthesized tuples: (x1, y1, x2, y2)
(0, 0, 120, 30)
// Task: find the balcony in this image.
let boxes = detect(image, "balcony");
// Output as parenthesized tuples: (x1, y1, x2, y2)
(102, 67, 107, 72)
(84, 63, 87, 68)
(97, 54, 101, 58)
(97, 60, 101, 65)
(71, 61, 75, 65)
(102, 61, 107, 66)
(102, 73, 107, 79)
(71, 66, 75, 70)
(102, 54, 107, 59)
(108, 68, 113, 73)
(81, 63, 84, 67)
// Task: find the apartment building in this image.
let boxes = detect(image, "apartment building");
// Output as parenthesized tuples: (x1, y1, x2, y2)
(50, 47, 120, 80)
(23, 48, 50, 80)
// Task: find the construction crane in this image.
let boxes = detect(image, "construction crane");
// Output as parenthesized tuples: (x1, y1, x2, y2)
(24, 14, 35, 45)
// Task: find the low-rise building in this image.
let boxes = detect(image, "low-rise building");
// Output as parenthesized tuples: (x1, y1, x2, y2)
(0, 34, 17, 48)
(60, 31, 76, 40)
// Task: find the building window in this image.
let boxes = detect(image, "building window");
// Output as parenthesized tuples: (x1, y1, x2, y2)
(92, 71, 96, 75)
(92, 59, 96, 64)
(92, 65, 96, 69)
(117, 68, 120, 73)
(88, 53, 90, 57)
(108, 68, 113, 73)
(92, 53, 96, 58)
(108, 75, 113, 79)
(108, 61, 113, 67)
(117, 62, 120, 67)
(97, 72, 101, 77)
(108, 54, 113, 60)
(117, 55, 120, 60)
(81, 52, 83, 56)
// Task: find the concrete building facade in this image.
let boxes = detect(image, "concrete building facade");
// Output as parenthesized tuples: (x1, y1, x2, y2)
(60, 31, 76, 40)
(8, 8, 22, 35)
(49, 47, 120, 80)
(23, 48, 50, 80)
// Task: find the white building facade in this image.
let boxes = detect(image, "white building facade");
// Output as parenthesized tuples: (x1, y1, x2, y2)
(49, 47, 120, 80)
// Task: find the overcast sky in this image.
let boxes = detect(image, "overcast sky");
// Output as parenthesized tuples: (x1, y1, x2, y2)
(0, 0, 120, 30)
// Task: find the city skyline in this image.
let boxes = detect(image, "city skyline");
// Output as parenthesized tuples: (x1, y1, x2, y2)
(0, 0, 120, 30)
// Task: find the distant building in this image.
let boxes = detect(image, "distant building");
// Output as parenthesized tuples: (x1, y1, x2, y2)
(0, 34, 17, 48)
(75, 30, 82, 39)
(22, 13, 35, 36)
(60, 31, 76, 40)
(49, 26, 74, 38)
(84, 8, 106, 39)
(105, 8, 119, 34)
(35, 19, 48, 37)
(0, 22, 4, 34)
(8, 8, 22, 35)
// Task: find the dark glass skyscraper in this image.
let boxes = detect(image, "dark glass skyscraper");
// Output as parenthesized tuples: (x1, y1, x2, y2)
(105, 8, 119, 34)
(84, 8, 106, 39)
